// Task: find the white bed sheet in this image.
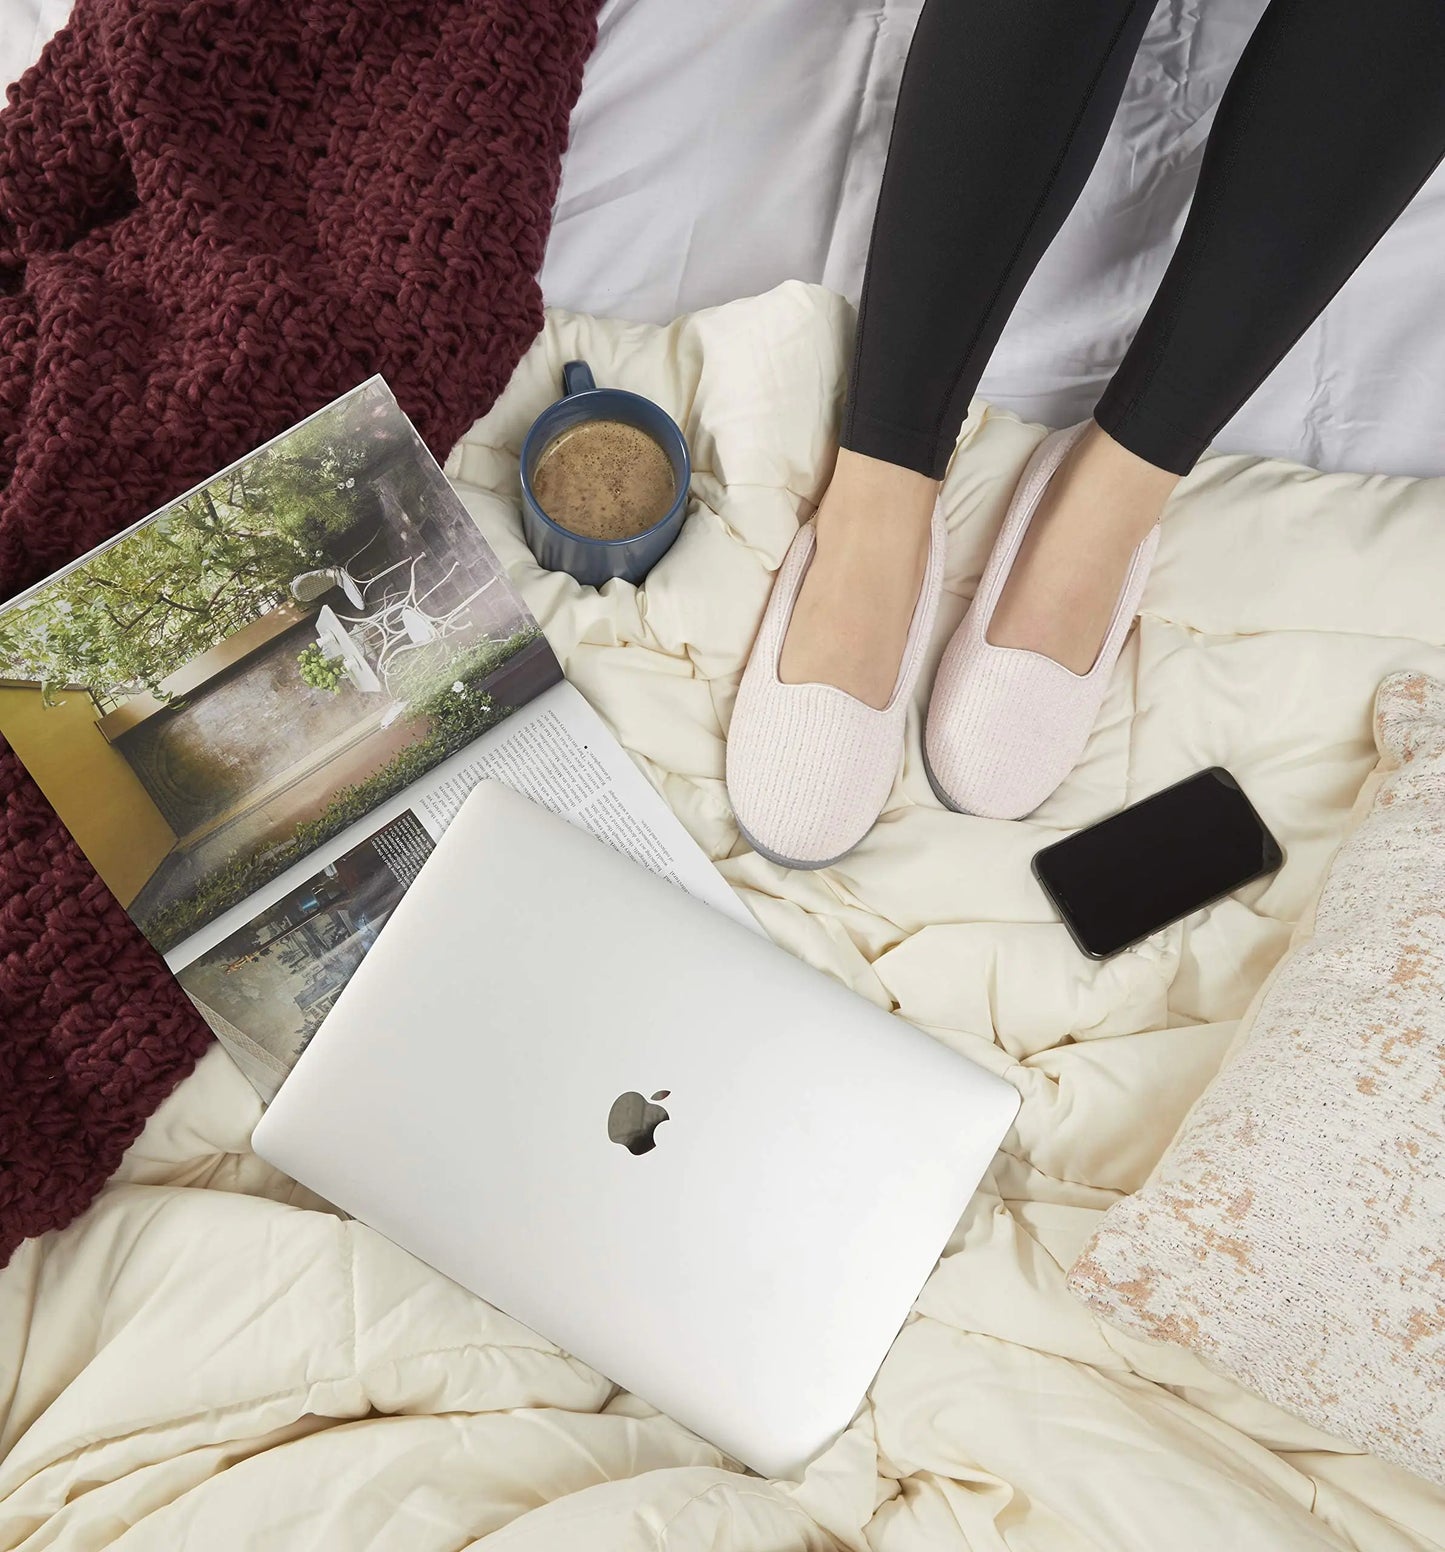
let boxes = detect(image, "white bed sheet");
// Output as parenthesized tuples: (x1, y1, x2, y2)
(0, 0, 65, 109)
(543, 0, 1445, 479)
(5, 0, 1445, 474)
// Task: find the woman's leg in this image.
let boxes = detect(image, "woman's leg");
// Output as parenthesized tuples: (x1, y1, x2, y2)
(780, 0, 1157, 708)
(993, 0, 1445, 672)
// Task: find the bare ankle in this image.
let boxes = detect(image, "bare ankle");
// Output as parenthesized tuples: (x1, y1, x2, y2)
(777, 450, 939, 707)
(1032, 421, 1180, 553)
(819, 449, 939, 542)
(1077, 421, 1180, 504)
(989, 422, 1172, 673)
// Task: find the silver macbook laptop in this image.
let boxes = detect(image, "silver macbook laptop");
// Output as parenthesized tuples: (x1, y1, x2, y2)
(253, 780, 1019, 1479)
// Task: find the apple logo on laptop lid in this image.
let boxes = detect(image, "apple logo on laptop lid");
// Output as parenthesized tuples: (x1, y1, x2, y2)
(608, 1090, 670, 1156)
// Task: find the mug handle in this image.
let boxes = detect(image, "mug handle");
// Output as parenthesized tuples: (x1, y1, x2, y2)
(563, 360, 596, 396)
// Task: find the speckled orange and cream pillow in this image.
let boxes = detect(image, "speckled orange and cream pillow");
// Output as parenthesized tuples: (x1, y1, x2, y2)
(1070, 670, 1445, 1487)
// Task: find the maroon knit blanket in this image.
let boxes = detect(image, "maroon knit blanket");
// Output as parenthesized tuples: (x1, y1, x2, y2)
(0, 0, 599, 1265)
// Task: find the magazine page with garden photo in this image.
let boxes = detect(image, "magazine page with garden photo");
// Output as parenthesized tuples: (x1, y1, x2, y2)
(0, 379, 745, 1099)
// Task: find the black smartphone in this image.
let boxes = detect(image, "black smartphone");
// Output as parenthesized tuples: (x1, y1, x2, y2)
(1031, 767, 1284, 960)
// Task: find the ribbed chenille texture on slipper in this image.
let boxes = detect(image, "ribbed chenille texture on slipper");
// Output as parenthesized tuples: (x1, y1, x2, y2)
(0, 0, 600, 1265)
(925, 426, 1159, 820)
(727, 502, 946, 868)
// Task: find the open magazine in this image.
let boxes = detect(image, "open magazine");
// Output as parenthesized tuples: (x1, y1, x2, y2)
(0, 378, 749, 1100)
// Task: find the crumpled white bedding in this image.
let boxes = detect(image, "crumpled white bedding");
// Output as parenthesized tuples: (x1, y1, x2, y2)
(4, 283, 1445, 1550)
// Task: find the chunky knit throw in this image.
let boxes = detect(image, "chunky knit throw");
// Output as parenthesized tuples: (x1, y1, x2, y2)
(0, 0, 599, 1264)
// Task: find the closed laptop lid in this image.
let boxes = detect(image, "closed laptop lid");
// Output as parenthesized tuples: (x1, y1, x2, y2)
(253, 780, 1019, 1478)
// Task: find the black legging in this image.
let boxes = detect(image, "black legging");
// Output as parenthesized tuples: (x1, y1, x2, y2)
(842, 0, 1445, 479)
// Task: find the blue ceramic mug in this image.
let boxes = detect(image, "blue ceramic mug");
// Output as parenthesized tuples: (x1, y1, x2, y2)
(519, 361, 692, 588)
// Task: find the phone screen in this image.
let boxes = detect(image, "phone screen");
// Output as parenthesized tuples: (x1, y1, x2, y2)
(1031, 768, 1283, 959)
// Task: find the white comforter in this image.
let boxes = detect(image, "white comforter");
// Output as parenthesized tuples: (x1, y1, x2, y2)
(5, 284, 1445, 1550)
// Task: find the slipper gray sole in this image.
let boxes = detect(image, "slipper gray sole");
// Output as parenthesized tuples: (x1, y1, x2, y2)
(734, 816, 857, 872)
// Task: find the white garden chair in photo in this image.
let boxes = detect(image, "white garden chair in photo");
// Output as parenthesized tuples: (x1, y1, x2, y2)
(289, 533, 413, 610)
(333, 558, 501, 699)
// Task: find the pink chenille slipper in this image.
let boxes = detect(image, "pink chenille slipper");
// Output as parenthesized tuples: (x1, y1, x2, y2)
(727, 502, 946, 869)
(924, 425, 1159, 820)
